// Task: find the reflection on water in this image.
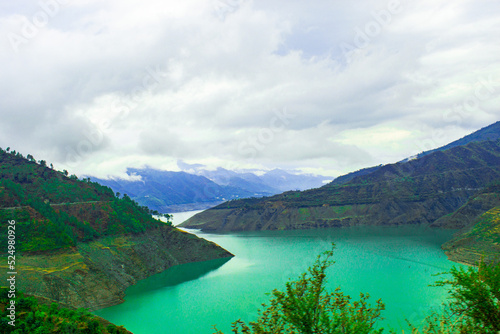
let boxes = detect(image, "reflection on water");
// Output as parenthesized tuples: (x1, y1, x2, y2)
(127, 257, 232, 295)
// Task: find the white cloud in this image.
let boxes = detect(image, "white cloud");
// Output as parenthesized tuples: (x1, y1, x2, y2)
(1, 0, 499, 178)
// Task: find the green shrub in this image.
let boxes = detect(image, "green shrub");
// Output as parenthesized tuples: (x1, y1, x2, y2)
(409, 259, 500, 334)
(214, 244, 385, 334)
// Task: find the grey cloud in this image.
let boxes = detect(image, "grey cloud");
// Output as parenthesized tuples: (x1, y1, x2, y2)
(1, 0, 499, 177)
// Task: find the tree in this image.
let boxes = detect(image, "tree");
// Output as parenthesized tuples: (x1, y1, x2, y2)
(410, 260, 500, 334)
(163, 213, 173, 223)
(214, 245, 385, 334)
(438, 260, 500, 332)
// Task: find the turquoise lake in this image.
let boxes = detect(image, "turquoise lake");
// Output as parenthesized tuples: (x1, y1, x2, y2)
(94, 212, 462, 334)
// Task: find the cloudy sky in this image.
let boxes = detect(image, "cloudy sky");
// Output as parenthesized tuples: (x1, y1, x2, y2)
(1, 0, 499, 179)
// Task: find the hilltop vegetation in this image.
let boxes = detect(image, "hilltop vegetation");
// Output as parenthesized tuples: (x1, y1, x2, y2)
(0, 148, 118, 206)
(0, 148, 170, 253)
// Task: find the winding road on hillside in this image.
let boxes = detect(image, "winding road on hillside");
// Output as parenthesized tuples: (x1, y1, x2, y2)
(0, 201, 108, 211)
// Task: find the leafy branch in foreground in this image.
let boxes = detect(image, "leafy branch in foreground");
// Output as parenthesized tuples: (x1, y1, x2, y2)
(214, 247, 500, 334)
(409, 259, 500, 334)
(214, 244, 385, 334)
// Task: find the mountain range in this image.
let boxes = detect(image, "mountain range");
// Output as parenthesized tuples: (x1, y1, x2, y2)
(90, 167, 331, 213)
(182, 122, 500, 265)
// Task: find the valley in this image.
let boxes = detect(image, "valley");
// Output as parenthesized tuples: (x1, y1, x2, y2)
(1, 121, 499, 333)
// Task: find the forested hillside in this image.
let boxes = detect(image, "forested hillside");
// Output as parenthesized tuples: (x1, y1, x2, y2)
(0, 148, 168, 253)
(0, 147, 233, 310)
(0, 289, 131, 333)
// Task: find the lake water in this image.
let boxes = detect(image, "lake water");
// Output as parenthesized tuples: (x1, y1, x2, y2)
(94, 211, 462, 334)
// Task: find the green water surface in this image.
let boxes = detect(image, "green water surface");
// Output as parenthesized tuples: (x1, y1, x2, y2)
(95, 221, 460, 334)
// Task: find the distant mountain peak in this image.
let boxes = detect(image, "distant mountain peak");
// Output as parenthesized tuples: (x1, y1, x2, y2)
(89, 165, 332, 212)
(177, 160, 206, 171)
(265, 168, 289, 175)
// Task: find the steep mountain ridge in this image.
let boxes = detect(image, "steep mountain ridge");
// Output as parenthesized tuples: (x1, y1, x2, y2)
(416, 121, 500, 159)
(181, 140, 500, 232)
(330, 121, 500, 186)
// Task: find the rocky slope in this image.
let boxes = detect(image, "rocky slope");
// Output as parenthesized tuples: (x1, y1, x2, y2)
(181, 141, 500, 232)
(442, 205, 500, 266)
(1, 226, 231, 311)
(432, 184, 500, 265)
(431, 185, 500, 230)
